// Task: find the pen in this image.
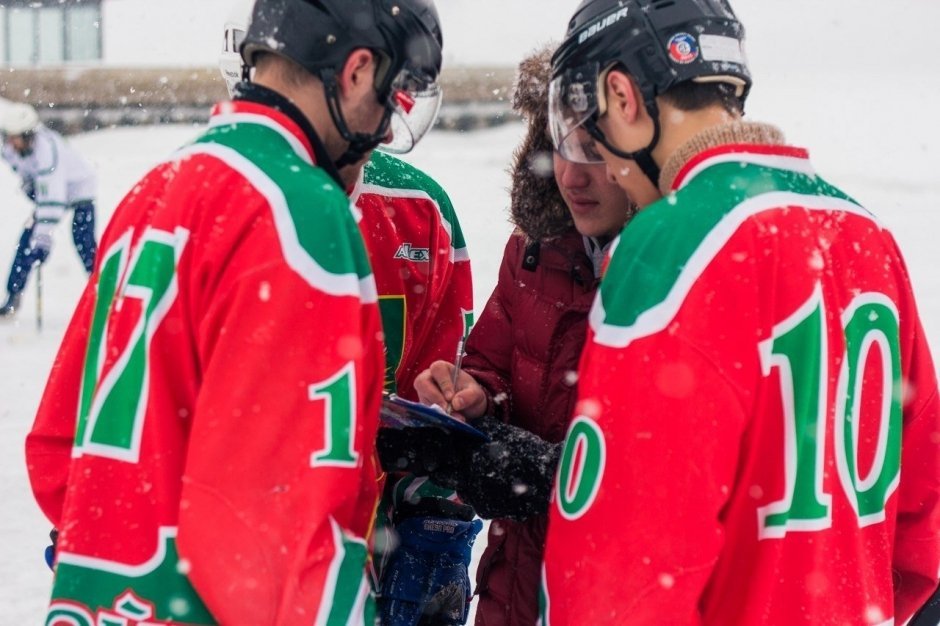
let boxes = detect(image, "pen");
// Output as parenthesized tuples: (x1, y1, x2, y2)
(447, 336, 466, 415)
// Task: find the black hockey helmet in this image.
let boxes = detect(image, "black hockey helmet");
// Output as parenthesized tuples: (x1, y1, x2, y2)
(242, 0, 443, 162)
(549, 0, 751, 184)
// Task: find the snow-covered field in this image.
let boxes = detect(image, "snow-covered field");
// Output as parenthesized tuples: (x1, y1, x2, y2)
(3, 3, 940, 621)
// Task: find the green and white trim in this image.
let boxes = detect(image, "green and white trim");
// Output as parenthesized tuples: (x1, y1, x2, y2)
(591, 191, 875, 349)
(173, 141, 377, 303)
(208, 110, 314, 166)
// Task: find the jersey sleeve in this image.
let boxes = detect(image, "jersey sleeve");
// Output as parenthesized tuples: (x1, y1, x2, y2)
(25, 280, 98, 525)
(892, 318, 940, 621)
(33, 133, 70, 210)
(177, 214, 384, 625)
(543, 323, 746, 624)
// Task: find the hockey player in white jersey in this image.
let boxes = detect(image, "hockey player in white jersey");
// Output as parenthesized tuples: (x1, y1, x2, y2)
(0, 102, 97, 317)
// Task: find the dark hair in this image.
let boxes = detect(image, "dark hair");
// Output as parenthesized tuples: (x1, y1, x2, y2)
(253, 51, 314, 89)
(660, 80, 743, 115)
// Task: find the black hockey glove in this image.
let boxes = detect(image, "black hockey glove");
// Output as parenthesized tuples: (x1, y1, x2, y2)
(377, 426, 470, 476)
(377, 419, 562, 521)
(429, 416, 562, 522)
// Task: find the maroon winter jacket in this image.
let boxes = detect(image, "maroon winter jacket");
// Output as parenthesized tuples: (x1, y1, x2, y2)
(463, 230, 599, 626)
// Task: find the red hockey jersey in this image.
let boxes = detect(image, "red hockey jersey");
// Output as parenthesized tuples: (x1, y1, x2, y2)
(541, 142, 940, 625)
(354, 151, 475, 578)
(352, 150, 473, 399)
(26, 100, 385, 625)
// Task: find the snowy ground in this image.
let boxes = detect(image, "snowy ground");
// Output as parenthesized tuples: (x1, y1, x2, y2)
(3, 8, 940, 621)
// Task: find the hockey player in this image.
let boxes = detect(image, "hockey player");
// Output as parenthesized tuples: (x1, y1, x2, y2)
(0, 102, 97, 317)
(25, 1, 443, 624)
(220, 3, 473, 401)
(225, 4, 480, 624)
(540, 1, 940, 624)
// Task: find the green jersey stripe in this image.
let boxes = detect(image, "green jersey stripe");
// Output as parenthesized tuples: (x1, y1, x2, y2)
(314, 518, 374, 626)
(538, 564, 551, 626)
(353, 181, 471, 262)
(675, 151, 817, 191)
(194, 121, 375, 289)
(360, 151, 469, 251)
(593, 190, 876, 349)
(208, 111, 313, 165)
(175, 142, 377, 303)
(52, 526, 215, 624)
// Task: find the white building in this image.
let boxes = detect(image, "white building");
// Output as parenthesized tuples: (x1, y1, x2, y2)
(0, 0, 231, 68)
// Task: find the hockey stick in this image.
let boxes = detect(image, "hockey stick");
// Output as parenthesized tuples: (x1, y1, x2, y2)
(35, 261, 43, 332)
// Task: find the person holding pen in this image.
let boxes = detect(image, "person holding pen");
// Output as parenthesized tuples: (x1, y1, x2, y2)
(399, 45, 638, 626)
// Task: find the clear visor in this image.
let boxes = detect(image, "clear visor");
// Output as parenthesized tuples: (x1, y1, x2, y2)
(380, 67, 443, 154)
(548, 63, 606, 164)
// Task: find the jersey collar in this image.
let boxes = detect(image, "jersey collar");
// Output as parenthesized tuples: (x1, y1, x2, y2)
(671, 142, 813, 192)
(215, 83, 344, 187)
(661, 122, 808, 192)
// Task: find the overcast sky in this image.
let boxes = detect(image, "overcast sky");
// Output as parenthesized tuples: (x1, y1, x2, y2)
(124, 0, 939, 78)
(437, 0, 938, 76)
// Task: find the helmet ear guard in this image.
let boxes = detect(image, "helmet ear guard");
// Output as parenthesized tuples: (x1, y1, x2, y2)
(218, 0, 255, 97)
(220, 24, 249, 97)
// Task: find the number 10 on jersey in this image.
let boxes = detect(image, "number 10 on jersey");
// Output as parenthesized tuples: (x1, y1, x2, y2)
(758, 284, 902, 539)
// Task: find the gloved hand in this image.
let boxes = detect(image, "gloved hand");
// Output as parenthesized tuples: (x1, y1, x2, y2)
(377, 426, 468, 476)
(27, 220, 54, 262)
(429, 416, 562, 522)
(44, 528, 58, 570)
(379, 498, 483, 626)
(379, 417, 562, 521)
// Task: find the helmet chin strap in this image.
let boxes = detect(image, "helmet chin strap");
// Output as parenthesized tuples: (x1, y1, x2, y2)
(321, 69, 393, 169)
(585, 98, 663, 189)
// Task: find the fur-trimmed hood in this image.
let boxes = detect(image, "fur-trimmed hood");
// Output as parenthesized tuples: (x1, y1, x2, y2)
(509, 44, 574, 242)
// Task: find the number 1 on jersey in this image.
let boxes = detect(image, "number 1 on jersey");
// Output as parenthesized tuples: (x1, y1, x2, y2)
(309, 363, 359, 468)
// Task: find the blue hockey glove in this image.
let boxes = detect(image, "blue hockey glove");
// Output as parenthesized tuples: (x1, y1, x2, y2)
(44, 528, 58, 570)
(379, 502, 483, 626)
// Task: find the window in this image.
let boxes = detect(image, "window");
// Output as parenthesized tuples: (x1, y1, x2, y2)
(66, 5, 101, 62)
(6, 8, 36, 65)
(1, 1, 102, 66)
(38, 7, 65, 64)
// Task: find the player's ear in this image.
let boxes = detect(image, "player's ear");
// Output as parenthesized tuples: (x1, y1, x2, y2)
(604, 69, 642, 125)
(337, 49, 378, 100)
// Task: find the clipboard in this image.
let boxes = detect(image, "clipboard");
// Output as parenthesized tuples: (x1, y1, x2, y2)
(380, 393, 490, 442)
